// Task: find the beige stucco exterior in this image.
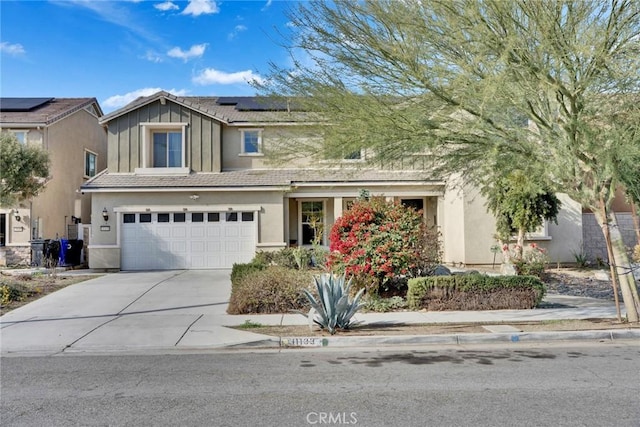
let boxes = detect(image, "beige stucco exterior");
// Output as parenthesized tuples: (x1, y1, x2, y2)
(1, 100, 106, 266)
(83, 92, 586, 270)
(440, 178, 582, 265)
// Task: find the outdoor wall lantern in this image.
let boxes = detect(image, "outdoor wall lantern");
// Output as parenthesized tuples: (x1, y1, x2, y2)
(14, 209, 21, 222)
(102, 207, 109, 222)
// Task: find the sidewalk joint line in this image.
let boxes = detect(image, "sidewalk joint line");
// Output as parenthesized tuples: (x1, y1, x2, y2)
(117, 271, 187, 315)
(61, 316, 120, 353)
(175, 314, 204, 347)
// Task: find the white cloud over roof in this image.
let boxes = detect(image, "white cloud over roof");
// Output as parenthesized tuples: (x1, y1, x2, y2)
(154, 1, 179, 11)
(228, 25, 247, 40)
(103, 87, 189, 109)
(1, 42, 25, 55)
(182, 0, 219, 16)
(167, 44, 207, 62)
(192, 68, 263, 86)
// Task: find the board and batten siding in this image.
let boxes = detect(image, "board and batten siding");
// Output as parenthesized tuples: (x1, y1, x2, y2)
(107, 99, 222, 173)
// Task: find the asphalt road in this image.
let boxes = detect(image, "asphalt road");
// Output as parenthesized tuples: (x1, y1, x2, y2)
(1, 342, 639, 427)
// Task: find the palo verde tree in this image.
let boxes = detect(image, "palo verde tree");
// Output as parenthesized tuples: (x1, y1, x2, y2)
(0, 132, 50, 206)
(259, 0, 640, 322)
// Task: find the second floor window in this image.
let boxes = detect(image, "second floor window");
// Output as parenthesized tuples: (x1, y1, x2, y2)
(153, 131, 182, 167)
(137, 122, 188, 174)
(85, 150, 97, 177)
(240, 129, 262, 154)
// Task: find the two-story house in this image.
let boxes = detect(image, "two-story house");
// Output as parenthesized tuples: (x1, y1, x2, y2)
(0, 97, 107, 266)
(81, 91, 583, 271)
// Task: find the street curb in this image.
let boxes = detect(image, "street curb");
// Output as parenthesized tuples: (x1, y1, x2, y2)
(273, 329, 640, 349)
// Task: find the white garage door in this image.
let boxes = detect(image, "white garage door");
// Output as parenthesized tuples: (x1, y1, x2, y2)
(121, 211, 256, 270)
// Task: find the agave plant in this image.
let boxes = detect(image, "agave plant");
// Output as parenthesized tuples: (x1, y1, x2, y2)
(300, 273, 365, 335)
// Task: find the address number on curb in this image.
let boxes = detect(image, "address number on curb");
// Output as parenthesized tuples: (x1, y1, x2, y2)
(281, 337, 328, 347)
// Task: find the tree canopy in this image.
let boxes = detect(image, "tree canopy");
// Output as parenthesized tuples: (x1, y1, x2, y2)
(0, 133, 50, 206)
(261, 0, 640, 203)
(259, 0, 640, 320)
(484, 170, 560, 250)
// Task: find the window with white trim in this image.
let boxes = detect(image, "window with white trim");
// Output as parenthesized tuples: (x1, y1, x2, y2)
(299, 200, 325, 246)
(240, 129, 262, 155)
(152, 131, 182, 167)
(525, 221, 552, 240)
(136, 122, 188, 174)
(84, 150, 97, 177)
(12, 130, 27, 144)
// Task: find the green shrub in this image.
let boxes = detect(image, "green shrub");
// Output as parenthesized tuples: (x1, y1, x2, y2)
(407, 274, 546, 311)
(252, 247, 330, 270)
(230, 261, 267, 284)
(0, 283, 26, 306)
(362, 295, 407, 312)
(227, 266, 314, 314)
(253, 249, 299, 269)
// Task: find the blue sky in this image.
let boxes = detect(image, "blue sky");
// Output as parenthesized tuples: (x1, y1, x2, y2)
(0, 0, 295, 112)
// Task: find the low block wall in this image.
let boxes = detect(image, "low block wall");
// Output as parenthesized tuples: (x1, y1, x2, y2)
(583, 213, 638, 263)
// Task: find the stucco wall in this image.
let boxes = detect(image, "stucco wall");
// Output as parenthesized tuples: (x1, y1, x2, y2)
(440, 179, 583, 266)
(32, 109, 106, 239)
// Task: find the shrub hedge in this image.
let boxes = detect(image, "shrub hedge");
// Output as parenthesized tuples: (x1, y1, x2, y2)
(230, 261, 267, 284)
(407, 274, 546, 311)
(227, 265, 314, 314)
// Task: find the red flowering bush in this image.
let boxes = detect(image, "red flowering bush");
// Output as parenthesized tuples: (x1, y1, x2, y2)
(327, 197, 440, 293)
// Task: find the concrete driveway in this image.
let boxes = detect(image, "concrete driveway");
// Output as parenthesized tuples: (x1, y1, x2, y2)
(0, 270, 278, 355)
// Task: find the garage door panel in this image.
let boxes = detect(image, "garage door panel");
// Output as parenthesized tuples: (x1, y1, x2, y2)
(191, 226, 205, 238)
(190, 241, 205, 252)
(172, 226, 187, 238)
(156, 227, 171, 238)
(121, 210, 256, 270)
(240, 226, 254, 238)
(206, 227, 221, 238)
(224, 227, 239, 238)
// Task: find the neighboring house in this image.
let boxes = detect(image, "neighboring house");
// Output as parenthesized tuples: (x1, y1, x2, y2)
(81, 91, 582, 271)
(0, 97, 106, 266)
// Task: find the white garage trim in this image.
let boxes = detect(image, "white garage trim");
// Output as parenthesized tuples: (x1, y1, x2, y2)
(113, 204, 262, 213)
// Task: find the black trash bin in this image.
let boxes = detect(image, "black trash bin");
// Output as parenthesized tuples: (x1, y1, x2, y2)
(63, 239, 83, 266)
(30, 239, 45, 267)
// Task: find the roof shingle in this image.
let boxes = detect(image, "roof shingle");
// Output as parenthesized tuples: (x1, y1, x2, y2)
(0, 97, 102, 125)
(82, 168, 441, 191)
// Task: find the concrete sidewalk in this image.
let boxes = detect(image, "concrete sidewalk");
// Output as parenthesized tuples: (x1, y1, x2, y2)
(1, 270, 638, 355)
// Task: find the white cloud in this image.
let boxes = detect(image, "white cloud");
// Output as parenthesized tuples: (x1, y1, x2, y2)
(228, 25, 247, 41)
(55, 0, 161, 44)
(141, 50, 164, 63)
(262, 0, 273, 11)
(182, 0, 219, 16)
(1, 42, 26, 55)
(103, 87, 189, 110)
(167, 43, 207, 62)
(193, 68, 264, 86)
(154, 1, 179, 11)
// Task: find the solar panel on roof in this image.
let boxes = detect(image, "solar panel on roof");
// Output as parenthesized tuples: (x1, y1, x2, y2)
(0, 98, 54, 112)
(216, 97, 242, 105)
